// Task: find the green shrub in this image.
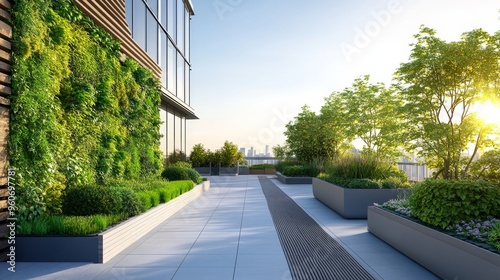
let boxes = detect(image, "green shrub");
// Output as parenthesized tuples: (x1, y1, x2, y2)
(147, 190, 161, 207)
(275, 161, 301, 173)
(157, 188, 171, 203)
(161, 166, 191, 181)
(381, 177, 404, 189)
(250, 164, 276, 170)
(138, 192, 152, 211)
(185, 168, 203, 184)
(347, 179, 381, 189)
(488, 222, 500, 250)
(62, 185, 122, 216)
(281, 165, 320, 177)
(17, 214, 127, 235)
(410, 180, 500, 229)
(170, 161, 192, 169)
(111, 187, 143, 216)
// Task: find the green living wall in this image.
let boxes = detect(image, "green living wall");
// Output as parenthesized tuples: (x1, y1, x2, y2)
(10, 0, 163, 220)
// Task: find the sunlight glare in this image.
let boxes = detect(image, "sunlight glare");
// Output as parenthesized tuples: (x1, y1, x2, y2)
(474, 101, 500, 127)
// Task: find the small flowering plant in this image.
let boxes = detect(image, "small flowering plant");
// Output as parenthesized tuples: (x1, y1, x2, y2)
(380, 198, 500, 251)
(380, 198, 414, 217)
(446, 218, 500, 244)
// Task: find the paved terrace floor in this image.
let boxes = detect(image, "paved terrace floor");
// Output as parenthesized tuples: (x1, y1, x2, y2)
(0, 175, 438, 280)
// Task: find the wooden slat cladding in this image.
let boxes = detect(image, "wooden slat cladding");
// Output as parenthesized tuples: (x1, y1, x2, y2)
(0, 0, 11, 263)
(74, 0, 162, 78)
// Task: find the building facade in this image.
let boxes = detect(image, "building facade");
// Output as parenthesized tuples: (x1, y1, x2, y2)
(75, 0, 197, 164)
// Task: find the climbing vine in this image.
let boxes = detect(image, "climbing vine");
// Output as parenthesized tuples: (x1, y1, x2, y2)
(10, 0, 162, 220)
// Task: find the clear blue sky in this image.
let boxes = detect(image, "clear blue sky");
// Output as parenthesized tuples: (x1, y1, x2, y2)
(187, 0, 499, 155)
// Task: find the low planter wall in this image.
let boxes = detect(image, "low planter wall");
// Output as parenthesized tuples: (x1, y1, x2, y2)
(368, 206, 500, 279)
(250, 168, 276, 175)
(17, 181, 211, 263)
(219, 167, 238, 176)
(312, 178, 405, 219)
(276, 172, 312, 184)
(239, 167, 249, 175)
(194, 167, 211, 176)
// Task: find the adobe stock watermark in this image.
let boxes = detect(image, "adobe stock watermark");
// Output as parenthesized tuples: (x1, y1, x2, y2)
(7, 168, 17, 273)
(340, 0, 406, 63)
(212, 0, 245, 21)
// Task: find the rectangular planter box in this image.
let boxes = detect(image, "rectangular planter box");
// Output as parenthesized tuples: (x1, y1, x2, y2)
(249, 168, 276, 175)
(368, 206, 500, 279)
(239, 167, 249, 175)
(17, 181, 211, 263)
(276, 172, 312, 184)
(219, 167, 238, 176)
(194, 167, 211, 176)
(312, 178, 406, 219)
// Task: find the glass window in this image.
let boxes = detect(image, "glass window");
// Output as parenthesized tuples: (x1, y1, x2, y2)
(168, 41, 176, 94)
(133, 1, 146, 50)
(147, 12, 158, 63)
(159, 104, 167, 158)
(161, 32, 167, 88)
(177, 53, 184, 100)
(185, 62, 190, 105)
(167, 107, 175, 157)
(176, 0, 185, 53)
(175, 112, 181, 152)
(125, 0, 133, 31)
(181, 115, 186, 154)
(185, 9, 190, 60)
(168, 0, 176, 41)
(148, 0, 158, 18)
(161, 0, 167, 29)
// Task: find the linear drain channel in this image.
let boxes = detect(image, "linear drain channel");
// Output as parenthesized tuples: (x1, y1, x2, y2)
(258, 176, 376, 280)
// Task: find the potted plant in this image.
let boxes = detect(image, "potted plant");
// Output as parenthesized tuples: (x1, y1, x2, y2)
(368, 179, 500, 279)
(313, 156, 410, 218)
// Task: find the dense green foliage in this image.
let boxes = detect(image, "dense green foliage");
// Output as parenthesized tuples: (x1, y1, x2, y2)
(62, 185, 123, 216)
(249, 164, 276, 170)
(280, 165, 321, 177)
(396, 26, 500, 179)
(161, 166, 202, 184)
(489, 222, 500, 250)
(10, 0, 162, 220)
(318, 155, 408, 189)
(347, 179, 381, 189)
(410, 180, 500, 228)
(189, 141, 244, 167)
(17, 214, 127, 236)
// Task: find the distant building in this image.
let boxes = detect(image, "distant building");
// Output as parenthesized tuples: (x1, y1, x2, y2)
(265, 145, 270, 156)
(239, 147, 246, 156)
(247, 147, 255, 157)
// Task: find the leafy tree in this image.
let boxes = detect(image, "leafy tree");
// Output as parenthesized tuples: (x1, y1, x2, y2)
(319, 94, 354, 160)
(167, 150, 187, 165)
(470, 148, 500, 181)
(272, 144, 293, 161)
(218, 141, 244, 167)
(337, 75, 406, 161)
(189, 143, 210, 167)
(285, 106, 328, 162)
(395, 26, 500, 180)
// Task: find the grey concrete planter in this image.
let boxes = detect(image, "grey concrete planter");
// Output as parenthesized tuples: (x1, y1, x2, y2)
(239, 167, 250, 175)
(312, 178, 405, 219)
(17, 181, 211, 263)
(368, 206, 500, 279)
(194, 167, 211, 176)
(249, 168, 276, 175)
(276, 172, 312, 184)
(219, 167, 238, 176)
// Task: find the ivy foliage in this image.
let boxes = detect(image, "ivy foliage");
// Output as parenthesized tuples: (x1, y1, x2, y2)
(10, 0, 162, 221)
(410, 180, 500, 229)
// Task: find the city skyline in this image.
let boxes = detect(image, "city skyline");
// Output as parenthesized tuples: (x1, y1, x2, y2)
(187, 0, 500, 154)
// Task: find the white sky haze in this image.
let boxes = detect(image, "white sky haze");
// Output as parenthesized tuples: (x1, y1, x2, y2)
(187, 0, 500, 154)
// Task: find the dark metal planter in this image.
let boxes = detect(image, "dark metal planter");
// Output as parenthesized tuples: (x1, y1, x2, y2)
(312, 178, 406, 219)
(16, 181, 210, 263)
(276, 172, 312, 184)
(368, 206, 500, 280)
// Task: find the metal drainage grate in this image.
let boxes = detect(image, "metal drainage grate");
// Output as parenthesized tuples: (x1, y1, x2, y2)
(258, 176, 376, 280)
